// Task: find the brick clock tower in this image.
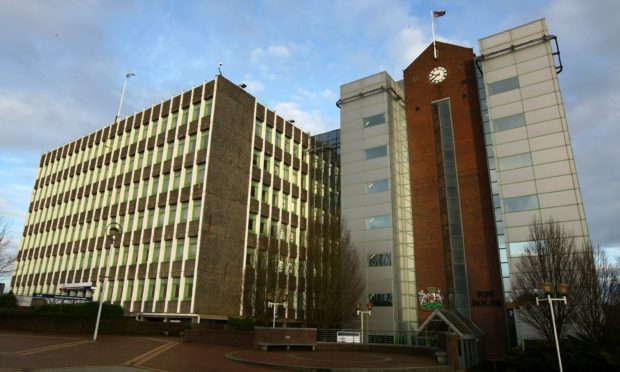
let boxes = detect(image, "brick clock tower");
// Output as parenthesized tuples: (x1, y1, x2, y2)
(404, 42, 508, 359)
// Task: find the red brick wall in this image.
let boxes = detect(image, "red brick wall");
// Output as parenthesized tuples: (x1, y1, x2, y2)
(404, 42, 507, 359)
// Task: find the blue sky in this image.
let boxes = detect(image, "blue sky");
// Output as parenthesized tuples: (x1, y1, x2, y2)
(1, 0, 619, 286)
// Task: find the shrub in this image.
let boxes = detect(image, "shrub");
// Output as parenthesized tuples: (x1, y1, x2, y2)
(227, 316, 264, 331)
(0, 291, 18, 309)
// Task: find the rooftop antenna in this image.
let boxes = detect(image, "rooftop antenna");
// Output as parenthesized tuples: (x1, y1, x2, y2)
(218, 63, 223, 76)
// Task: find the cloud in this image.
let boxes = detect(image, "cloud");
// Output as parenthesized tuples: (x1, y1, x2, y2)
(250, 44, 291, 64)
(242, 78, 265, 94)
(273, 102, 337, 135)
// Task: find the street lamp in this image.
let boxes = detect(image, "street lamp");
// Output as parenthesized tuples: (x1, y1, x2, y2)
(536, 282, 569, 372)
(93, 222, 122, 341)
(114, 72, 135, 124)
(266, 292, 288, 328)
(357, 303, 372, 343)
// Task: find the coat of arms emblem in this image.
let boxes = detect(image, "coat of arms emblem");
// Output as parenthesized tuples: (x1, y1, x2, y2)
(418, 287, 444, 310)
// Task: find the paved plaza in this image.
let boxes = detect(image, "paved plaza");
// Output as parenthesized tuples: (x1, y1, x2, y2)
(0, 331, 446, 371)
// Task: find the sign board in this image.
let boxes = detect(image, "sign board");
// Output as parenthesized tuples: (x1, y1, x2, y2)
(337, 331, 361, 343)
(32, 293, 93, 302)
(59, 282, 93, 291)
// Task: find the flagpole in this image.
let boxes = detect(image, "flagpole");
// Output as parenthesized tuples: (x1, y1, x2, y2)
(431, 11, 438, 59)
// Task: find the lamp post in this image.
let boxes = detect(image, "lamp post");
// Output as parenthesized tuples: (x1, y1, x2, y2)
(536, 282, 569, 372)
(114, 72, 135, 124)
(356, 303, 372, 343)
(93, 222, 122, 341)
(267, 292, 288, 328)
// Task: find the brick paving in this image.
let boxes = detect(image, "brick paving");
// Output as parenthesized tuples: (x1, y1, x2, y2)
(0, 331, 446, 371)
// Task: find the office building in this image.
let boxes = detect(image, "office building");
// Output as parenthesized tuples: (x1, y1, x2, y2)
(339, 18, 589, 359)
(338, 72, 416, 333)
(11, 75, 323, 323)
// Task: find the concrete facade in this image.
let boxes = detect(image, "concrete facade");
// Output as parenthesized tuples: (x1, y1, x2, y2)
(11, 75, 317, 323)
(338, 72, 416, 333)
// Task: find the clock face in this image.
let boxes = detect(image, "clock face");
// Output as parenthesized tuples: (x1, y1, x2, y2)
(428, 66, 448, 84)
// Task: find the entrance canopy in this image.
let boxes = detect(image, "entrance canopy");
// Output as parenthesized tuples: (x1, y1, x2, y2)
(418, 309, 483, 339)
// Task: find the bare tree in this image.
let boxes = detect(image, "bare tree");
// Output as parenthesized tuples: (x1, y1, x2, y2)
(0, 216, 15, 274)
(305, 218, 364, 328)
(572, 243, 618, 342)
(512, 218, 584, 341)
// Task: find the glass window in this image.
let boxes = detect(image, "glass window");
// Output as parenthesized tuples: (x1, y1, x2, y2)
(365, 145, 387, 160)
(192, 104, 200, 121)
(366, 215, 391, 229)
(172, 277, 181, 300)
(175, 240, 184, 260)
(196, 164, 206, 183)
(184, 277, 193, 299)
(152, 243, 161, 263)
(253, 150, 261, 167)
(493, 113, 526, 132)
(265, 127, 273, 143)
(509, 241, 532, 257)
(248, 213, 257, 233)
(159, 278, 168, 300)
(498, 153, 532, 171)
(255, 120, 263, 137)
(192, 200, 201, 220)
(200, 129, 209, 150)
(369, 292, 392, 306)
(164, 241, 173, 261)
(363, 113, 386, 128)
(180, 202, 189, 222)
(260, 216, 269, 236)
(488, 76, 519, 96)
(203, 98, 212, 116)
(366, 179, 389, 193)
(168, 205, 177, 224)
(368, 253, 392, 267)
(503, 195, 539, 213)
(188, 237, 198, 258)
(181, 108, 189, 125)
(188, 134, 197, 153)
(250, 180, 259, 200)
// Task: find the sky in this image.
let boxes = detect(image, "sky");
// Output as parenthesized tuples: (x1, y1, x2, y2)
(1, 0, 619, 286)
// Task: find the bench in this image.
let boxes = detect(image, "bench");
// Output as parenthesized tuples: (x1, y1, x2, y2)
(257, 342, 316, 351)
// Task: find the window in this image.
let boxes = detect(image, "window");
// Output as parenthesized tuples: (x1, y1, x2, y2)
(166, 144, 174, 160)
(509, 241, 532, 257)
(131, 245, 139, 265)
(146, 209, 154, 228)
(498, 153, 532, 171)
(366, 215, 391, 229)
(369, 293, 392, 306)
(136, 279, 144, 300)
(176, 138, 185, 155)
(246, 248, 255, 268)
(263, 154, 271, 171)
(188, 134, 197, 153)
(147, 279, 155, 300)
(203, 98, 212, 116)
(503, 195, 539, 213)
(188, 237, 197, 258)
(192, 104, 200, 121)
(175, 239, 184, 261)
(172, 277, 181, 300)
(366, 179, 389, 193)
(180, 202, 189, 222)
(192, 200, 201, 220)
(488, 76, 519, 95)
(184, 277, 193, 299)
(265, 127, 273, 143)
(162, 174, 170, 192)
(363, 113, 386, 128)
(365, 145, 387, 160)
(171, 112, 178, 128)
(158, 208, 166, 227)
(250, 180, 259, 200)
(272, 192, 279, 207)
(164, 241, 173, 262)
(368, 253, 392, 267)
(196, 164, 206, 183)
(260, 216, 269, 236)
(255, 120, 263, 137)
(275, 132, 282, 148)
(158, 279, 168, 300)
(252, 150, 261, 167)
(248, 213, 257, 233)
(152, 243, 161, 263)
(173, 171, 181, 190)
(200, 129, 209, 150)
(168, 205, 177, 224)
(184, 167, 193, 187)
(493, 113, 526, 132)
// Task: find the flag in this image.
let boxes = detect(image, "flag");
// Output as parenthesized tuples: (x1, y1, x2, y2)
(433, 10, 446, 18)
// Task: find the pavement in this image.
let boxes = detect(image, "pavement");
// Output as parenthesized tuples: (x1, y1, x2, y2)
(0, 331, 447, 371)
